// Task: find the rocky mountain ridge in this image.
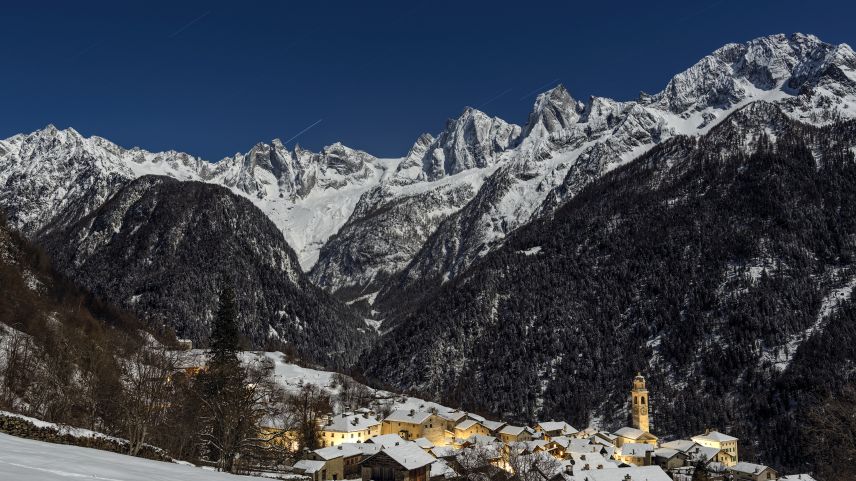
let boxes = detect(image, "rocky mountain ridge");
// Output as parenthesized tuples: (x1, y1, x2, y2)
(1, 33, 855, 319)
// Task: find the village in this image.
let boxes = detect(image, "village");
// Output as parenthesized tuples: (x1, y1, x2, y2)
(266, 373, 813, 481)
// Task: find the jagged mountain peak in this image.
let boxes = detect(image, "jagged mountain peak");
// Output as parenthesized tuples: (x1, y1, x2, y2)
(409, 132, 435, 152)
(522, 83, 581, 139)
(413, 106, 521, 180)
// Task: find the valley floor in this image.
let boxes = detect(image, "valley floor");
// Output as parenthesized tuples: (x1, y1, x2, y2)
(0, 433, 258, 481)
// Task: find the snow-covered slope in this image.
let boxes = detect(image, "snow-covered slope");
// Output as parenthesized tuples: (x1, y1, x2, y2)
(0, 433, 260, 481)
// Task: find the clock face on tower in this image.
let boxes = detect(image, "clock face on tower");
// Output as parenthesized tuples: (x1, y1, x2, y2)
(641, 406, 647, 415)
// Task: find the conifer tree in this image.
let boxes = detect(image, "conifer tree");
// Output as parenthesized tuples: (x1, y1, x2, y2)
(209, 285, 240, 368)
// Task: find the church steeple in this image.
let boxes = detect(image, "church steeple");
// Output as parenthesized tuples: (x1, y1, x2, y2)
(631, 373, 650, 433)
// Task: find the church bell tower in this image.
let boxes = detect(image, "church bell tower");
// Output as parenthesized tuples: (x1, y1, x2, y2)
(631, 373, 650, 433)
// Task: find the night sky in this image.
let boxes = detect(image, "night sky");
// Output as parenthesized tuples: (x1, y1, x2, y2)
(3, 0, 854, 160)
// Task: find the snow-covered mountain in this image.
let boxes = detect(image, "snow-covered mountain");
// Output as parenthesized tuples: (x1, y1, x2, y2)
(0, 127, 386, 269)
(374, 32, 856, 310)
(2, 33, 855, 317)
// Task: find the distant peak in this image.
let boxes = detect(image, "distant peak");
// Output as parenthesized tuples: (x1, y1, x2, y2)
(544, 83, 569, 97)
(523, 83, 580, 137)
(457, 106, 493, 120)
(32, 124, 82, 141)
(415, 132, 435, 144)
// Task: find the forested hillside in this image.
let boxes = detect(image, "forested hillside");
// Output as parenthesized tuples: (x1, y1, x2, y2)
(362, 102, 856, 472)
(0, 211, 168, 430)
(42, 175, 374, 367)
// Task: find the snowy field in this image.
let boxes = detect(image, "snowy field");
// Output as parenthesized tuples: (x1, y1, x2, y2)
(0, 433, 259, 481)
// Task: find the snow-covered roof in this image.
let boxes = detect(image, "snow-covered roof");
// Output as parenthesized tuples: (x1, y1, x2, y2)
(323, 413, 380, 432)
(660, 439, 698, 452)
(384, 409, 433, 424)
(466, 413, 486, 422)
(537, 421, 578, 434)
(730, 462, 773, 475)
(566, 452, 618, 471)
(686, 445, 722, 462)
(455, 419, 480, 431)
(522, 440, 552, 453)
(549, 436, 573, 449)
(653, 447, 683, 459)
(565, 466, 671, 481)
(499, 425, 526, 436)
(294, 459, 327, 474)
(590, 432, 617, 445)
(480, 420, 505, 431)
(618, 443, 654, 456)
(613, 427, 650, 439)
(779, 475, 818, 481)
(380, 442, 436, 470)
(366, 434, 407, 448)
(438, 410, 467, 422)
(692, 430, 738, 443)
(464, 434, 497, 445)
(313, 443, 363, 460)
(413, 437, 434, 449)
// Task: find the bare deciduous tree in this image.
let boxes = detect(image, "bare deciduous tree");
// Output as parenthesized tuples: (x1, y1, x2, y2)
(197, 359, 280, 473)
(285, 383, 332, 451)
(505, 444, 561, 481)
(119, 346, 178, 455)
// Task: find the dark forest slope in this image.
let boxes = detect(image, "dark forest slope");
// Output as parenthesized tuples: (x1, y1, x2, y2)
(43, 175, 373, 367)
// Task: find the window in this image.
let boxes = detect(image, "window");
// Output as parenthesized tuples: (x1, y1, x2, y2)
(641, 397, 646, 405)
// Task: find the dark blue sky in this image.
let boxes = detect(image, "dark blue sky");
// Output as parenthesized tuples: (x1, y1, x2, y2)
(3, 1, 854, 160)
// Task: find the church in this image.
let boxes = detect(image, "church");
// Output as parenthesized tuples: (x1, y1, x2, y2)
(614, 374, 658, 449)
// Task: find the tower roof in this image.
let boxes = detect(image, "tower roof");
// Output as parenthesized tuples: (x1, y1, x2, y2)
(632, 373, 647, 389)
